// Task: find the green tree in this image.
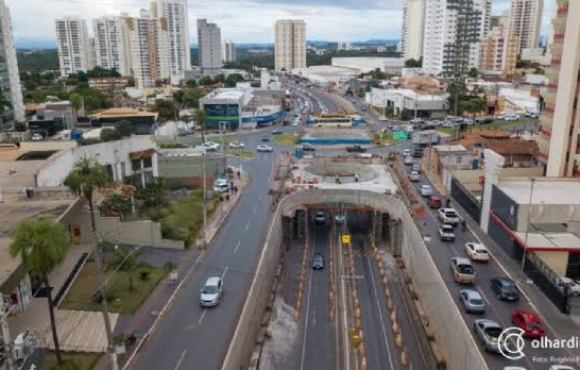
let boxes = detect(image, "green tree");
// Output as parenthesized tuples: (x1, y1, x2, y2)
(69, 92, 83, 119)
(113, 248, 143, 292)
(137, 177, 166, 221)
(213, 74, 225, 83)
(468, 67, 479, 78)
(448, 77, 467, 116)
(225, 73, 245, 87)
(194, 109, 207, 143)
(150, 100, 178, 122)
(185, 79, 198, 88)
(10, 218, 71, 365)
(404, 58, 422, 68)
(199, 76, 214, 86)
(115, 120, 134, 137)
(69, 87, 111, 113)
(462, 98, 487, 121)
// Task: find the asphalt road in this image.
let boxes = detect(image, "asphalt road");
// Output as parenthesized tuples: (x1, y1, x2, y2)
(405, 156, 570, 370)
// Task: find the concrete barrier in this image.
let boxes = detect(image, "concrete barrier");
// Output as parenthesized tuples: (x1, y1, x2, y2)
(222, 189, 487, 370)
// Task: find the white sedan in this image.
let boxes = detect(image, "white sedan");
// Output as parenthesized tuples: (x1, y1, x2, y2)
(256, 144, 273, 153)
(228, 141, 245, 149)
(464, 242, 490, 262)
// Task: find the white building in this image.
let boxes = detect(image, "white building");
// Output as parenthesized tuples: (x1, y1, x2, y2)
(291, 65, 358, 86)
(126, 10, 170, 89)
(151, 0, 191, 82)
(401, 0, 425, 61)
(337, 42, 353, 51)
(55, 17, 93, 76)
(197, 19, 223, 76)
(331, 57, 405, 75)
(507, 0, 544, 54)
(274, 19, 306, 72)
(224, 40, 237, 63)
(422, 0, 491, 76)
(368, 87, 448, 118)
(0, 0, 24, 129)
(520, 47, 550, 65)
(93, 16, 132, 76)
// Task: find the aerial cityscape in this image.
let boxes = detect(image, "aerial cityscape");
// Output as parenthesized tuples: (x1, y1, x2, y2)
(0, 0, 579, 370)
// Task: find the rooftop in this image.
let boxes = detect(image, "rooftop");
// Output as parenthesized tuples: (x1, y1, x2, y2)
(497, 179, 580, 205)
(90, 107, 158, 119)
(455, 130, 539, 156)
(433, 144, 467, 154)
(513, 232, 580, 252)
(205, 88, 247, 101)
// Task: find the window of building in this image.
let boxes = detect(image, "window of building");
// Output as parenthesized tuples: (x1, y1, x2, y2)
(143, 156, 153, 169)
(132, 159, 141, 171)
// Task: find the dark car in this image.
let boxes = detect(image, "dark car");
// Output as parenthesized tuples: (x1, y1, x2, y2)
(428, 195, 442, 209)
(413, 148, 424, 158)
(490, 277, 520, 301)
(302, 144, 316, 152)
(346, 145, 367, 153)
(261, 136, 270, 142)
(312, 253, 324, 270)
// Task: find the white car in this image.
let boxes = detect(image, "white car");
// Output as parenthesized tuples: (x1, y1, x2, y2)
(473, 319, 503, 353)
(31, 133, 43, 141)
(409, 170, 420, 182)
(228, 141, 245, 149)
(403, 149, 411, 157)
(256, 144, 273, 153)
(554, 277, 580, 296)
(335, 214, 346, 224)
(438, 208, 461, 225)
(504, 114, 521, 121)
(200, 277, 223, 307)
(419, 185, 433, 197)
(404, 155, 413, 165)
(202, 141, 220, 151)
(439, 224, 456, 242)
(213, 178, 229, 193)
(464, 242, 490, 262)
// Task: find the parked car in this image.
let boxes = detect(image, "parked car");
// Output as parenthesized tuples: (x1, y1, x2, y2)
(511, 310, 545, 339)
(346, 145, 367, 153)
(302, 144, 316, 152)
(200, 276, 223, 307)
(31, 133, 43, 141)
(450, 257, 476, 284)
(475, 117, 494, 124)
(312, 253, 324, 270)
(256, 144, 274, 152)
(412, 163, 421, 173)
(228, 141, 245, 149)
(413, 148, 424, 158)
(315, 211, 325, 225)
(473, 319, 503, 353)
(439, 224, 456, 242)
(213, 177, 229, 193)
(272, 129, 282, 135)
(554, 276, 580, 296)
(464, 242, 490, 262)
(202, 141, 220, 151)
(459, 289, 485, 314)
(404, 155, 413, 165)
(419, 185, 433, 197)
(438, 208, 461, 225)
(428, 195, 442, 208)
(490, 277, 520, 301)
(504, 114, 521, 121)
(409, 170, 420, 182)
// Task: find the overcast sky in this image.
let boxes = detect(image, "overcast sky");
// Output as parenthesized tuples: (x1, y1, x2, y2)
(6, 0, 555, 46)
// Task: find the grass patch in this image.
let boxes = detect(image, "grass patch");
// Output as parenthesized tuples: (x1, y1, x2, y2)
(436, 119, 529, 135)
(228, 150, 255, 159)
(274, 133, 300, 146)
(41, 351, 101, 370)
(60, 261, 168, 314)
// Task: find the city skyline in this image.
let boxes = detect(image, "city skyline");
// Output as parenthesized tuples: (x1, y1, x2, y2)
(7, 0, 555, 47)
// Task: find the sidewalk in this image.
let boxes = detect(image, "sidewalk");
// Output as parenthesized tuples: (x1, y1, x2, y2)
(93, 168, 249, 370)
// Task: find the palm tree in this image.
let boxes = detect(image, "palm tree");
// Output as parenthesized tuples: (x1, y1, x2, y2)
(194, 109, 207, 143)
(10, 218, 71, 365)
(64, 157, 118, 368)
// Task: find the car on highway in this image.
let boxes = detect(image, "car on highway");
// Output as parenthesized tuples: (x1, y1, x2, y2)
(256, 144, 273, 152)
(261, 136, 270, 142)
(439, 224, 456, 242)
(504, 114, 521, 121)
(464, 242, 490, 262)
(404, 155, 413, 165)
(419, 185, 433, 197)
(272, 129, 282, 135)
(202, 141, 220, 151)
(302, 144, 316, 152)
(412, 163, 421, 173)
(554, 276, 580, 296)
(450, 257, 476, 284)
(427, 195, 442, 208)
(459, 289, 485, 314)
(292, 120, 299, 127)
(315, 211, 325, 225)
(511, 310, 545, 339)
(413, 148, 424, 158)
(335, 214, 346, 224)
(403, 148, 411, 157)
(438, 208, 461, 225)
(200, 276, 223, 307)
(409, 170, 420, 182)
(473, 319, 503, 353)
(490, 277, 520, 301)
(346, 145, 367, 153)
(228, 141, 245, 149)
(312, 253, 324, 270)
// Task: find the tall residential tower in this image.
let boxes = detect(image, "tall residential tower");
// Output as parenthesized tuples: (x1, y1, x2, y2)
(274, 19, 306, 72)
(506, 0, 544, 54)
(401, 0, 425, 61)
(197, 19, 222, 76)
(0, 0, 24, 129)
(224, 40, 237, 63)
(55, 17, 93, 76)
(93, 16, 131, 76)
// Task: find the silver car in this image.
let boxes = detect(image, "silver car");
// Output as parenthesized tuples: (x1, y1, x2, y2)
(200, 277, 223, 307)
(459, 289, 485, 314)
(473, 319, 502, 353)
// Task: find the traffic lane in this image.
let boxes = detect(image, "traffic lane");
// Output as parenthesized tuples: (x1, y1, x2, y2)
(412, 173, 567, 369)
(301, 220, 337, 370)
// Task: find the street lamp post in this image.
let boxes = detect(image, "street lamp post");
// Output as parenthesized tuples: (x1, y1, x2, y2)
(202, 150, 208, 249)
(521, 178, 536, 271)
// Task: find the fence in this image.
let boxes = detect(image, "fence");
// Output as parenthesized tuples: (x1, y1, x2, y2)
(525, 252, 570, 313)
(450, 176, 481, 223)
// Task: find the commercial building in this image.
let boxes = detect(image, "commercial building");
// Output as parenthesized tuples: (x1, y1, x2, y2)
(92, 16, 131, 76)
(368, 87, 448, 119)
(89, 107, 158, 135)
(331, 57, 405, 75)
(479, 22, 518, 75)
(336, 42, 353, 51)
(521, 47, 550, 65)
(224, 40, 237, 63)
(126, 10, 170, 89)
(274, 19, 306, 72)
(197, 19, 223, 76)
(401, 0, 425, 61)
(291, 65, 358, 87)
(151, 0, 191, 82)
(537, 0, 580, 176)
(507, 0, 544, 54)
(0, 0, 24, 130)
(55, 17, 93, 76)
(422, 0, 491, 76)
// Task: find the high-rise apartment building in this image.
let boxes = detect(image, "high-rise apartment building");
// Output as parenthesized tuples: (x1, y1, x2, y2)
(0, 0, 24, 129)
(479, 20, 518, 75)
(506, 0, 544, 54)
(224, 40, 237, 63)
(197, 19, 222, 76)
(151, 0, 191, 81)
(93, 16, 131, 76)
(401, 0, 425, 61)
(422, 0, 490, 76)
(274, 19, 306, 72)
(55, 17, 92, 76)
(126, 10, 170, 89)
(536, 0, 580, 177)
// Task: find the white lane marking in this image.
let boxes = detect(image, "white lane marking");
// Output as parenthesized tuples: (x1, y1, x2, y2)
(252, 204, 258, 214)
(300, 260, 314, 370)
(366, 256, 395, 370)
(221, 266, 230, 281)
(198, 309, 207, 324)
(174, 349, 187, 370)
(339, 234, 351, 370)
(244, 221, 250, 231)
(233, 240, 242, 254)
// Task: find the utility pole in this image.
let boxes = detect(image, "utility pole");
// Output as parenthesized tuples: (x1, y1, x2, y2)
(0, 295, 14, 370)
(202, 151, 208, 249)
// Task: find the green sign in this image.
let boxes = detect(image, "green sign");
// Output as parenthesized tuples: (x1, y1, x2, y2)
(392, 130, 409, 141)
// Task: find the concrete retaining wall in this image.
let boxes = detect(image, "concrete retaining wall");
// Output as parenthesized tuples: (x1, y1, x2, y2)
(96, 217, 185, 249)
(222, 189, 487, 370)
